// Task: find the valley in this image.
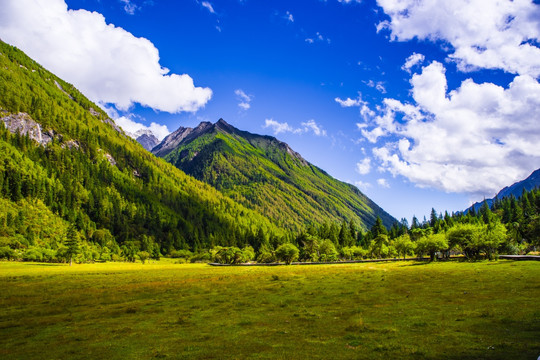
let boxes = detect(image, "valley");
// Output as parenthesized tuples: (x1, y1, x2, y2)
(1, 260, 538, 360)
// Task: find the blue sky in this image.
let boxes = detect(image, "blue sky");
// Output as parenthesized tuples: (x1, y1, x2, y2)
(1, 0, 540, 223)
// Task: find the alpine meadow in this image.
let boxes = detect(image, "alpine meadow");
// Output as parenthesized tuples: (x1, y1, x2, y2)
(1, 0, 540, 359)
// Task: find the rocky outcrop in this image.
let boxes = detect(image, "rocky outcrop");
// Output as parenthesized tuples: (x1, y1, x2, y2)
(103, 118, 125, 135)
(62, 139, 80, 150)
(89, 107, 101, 117)
(0, 112, 55, 146)
(54, 80, 73, 100)
(152, 121, 213, 157)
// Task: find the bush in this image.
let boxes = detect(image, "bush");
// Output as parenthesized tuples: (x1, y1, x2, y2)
(111, 253, 123, 262)
(341, 246, 367, 260)
(41, 248, 57, 263)
(170, 249, 193, 259)
(22, 247, 43, 262)
(211, 246, 254, 264)
(190, 251, 211, 263)
(275, 243, 299, 265)
(138, 251, 150, 264)
(416, 234, 448, 261)
(0, 246, 16, 260)
(319, 239, 338, 262)
(256, 245, 276, 263)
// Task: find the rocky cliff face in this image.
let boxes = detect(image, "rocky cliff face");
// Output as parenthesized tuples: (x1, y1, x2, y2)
(0, 112, 55, 146)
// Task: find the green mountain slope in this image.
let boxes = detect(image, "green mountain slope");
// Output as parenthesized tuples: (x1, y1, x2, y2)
(155, 119, 396, 232)
(0, 41, 284, 256)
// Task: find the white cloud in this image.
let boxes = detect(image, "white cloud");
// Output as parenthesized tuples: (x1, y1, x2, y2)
(306, 32, 331, 45)
(0, 0, 212, 113)
(377, 178, 390, 188)
(402, 53, 425, 73)
(120, 0, 138, 15)
(335, 93, 375, 121)
(367, 61, 540, 196)
(115, 115, 170, 141)
(365, 0, 540, 197)
(301, 119, 327, 136)
(264, 119, 326, 137)
(356, 158, 371, 175)
(377, 0, 540, 77)
(201, 1, 216, 14)
(285, 11, 294, 23)
(335, 97, 362, 107)
(264, 119, 301, 135)
(364, 79, 387, 93)
(338, 0, 362, 4)
(235, 89, 253, 110)
(354, 181, 372, 191)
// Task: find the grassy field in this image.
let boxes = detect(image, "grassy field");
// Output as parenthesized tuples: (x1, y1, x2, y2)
(0, 260, 539, 359)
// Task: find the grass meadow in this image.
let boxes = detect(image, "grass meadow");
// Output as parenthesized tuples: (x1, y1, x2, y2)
(0, 260, 539, 359)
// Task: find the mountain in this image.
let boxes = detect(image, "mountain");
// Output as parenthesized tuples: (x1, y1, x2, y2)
(468, 168, 540, 212)
(132, 129, 159, 151)
(153, 119, 396, 231)
(0, 40, 283, 255)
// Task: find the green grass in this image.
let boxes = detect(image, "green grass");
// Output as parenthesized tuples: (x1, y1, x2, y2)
(0, 260, 539, 359)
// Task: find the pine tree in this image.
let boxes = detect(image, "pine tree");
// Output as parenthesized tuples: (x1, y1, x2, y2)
(370, 216, 387, 238)
(411, 216, 420, 229)
(348, 219, 356, 243)
(65, 224, 80, 266)
(429, 208, 438, 227)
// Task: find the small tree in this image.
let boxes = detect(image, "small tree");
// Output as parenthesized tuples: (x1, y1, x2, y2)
(370, 234, 389, 258)
(256, 244, 276, 263)
(415, 233, 448, 261)
(138, 251, 150, 264)
(394, 234, 415, 260)
(318, 239, 338, 262)
(64, 225, 80, 266)
(275, 243, 299, 265)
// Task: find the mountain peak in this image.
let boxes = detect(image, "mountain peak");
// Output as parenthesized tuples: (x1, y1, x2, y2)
(215, 118, 235, 133)
(153, 118, 396, 230)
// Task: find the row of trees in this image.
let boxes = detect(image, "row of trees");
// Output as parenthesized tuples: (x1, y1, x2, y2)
(197, 189, 540, 264)
(2, 186, 537, 264)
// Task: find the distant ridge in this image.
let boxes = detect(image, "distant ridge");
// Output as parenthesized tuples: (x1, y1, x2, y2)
(468, 168, 540, 212)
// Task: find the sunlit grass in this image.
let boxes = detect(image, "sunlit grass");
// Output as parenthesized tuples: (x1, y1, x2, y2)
(0, 260, 539, 359)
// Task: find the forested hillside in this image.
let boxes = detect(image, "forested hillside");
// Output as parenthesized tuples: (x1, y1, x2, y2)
(155, 119, 396, 232)
(0, 41, 286, 262)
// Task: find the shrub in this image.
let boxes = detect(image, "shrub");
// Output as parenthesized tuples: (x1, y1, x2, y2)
(319, 239, 338, 261)
(275, 243, 299, 265)
(190, 251, 211, 263)
(170, 249, 193, 259)
(22, 247, 43, 262)
(0, 246, 16, 260)
(138, 251, 150, 264)
(256, 245, 276, 263)
(415, 234, 448, 261)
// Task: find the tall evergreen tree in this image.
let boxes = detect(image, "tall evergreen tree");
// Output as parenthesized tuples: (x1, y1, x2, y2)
(429, 208, 438, 227)
(65, 225, 80, 266)
(370, 216, 387, 238)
